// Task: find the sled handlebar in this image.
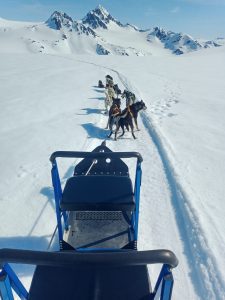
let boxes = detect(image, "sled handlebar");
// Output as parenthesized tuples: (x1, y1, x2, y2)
(0, 249, 178, 269)
(50, 151, 143, 163)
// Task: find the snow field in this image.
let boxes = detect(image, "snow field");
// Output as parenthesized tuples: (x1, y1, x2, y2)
(1, 49, 225, 299)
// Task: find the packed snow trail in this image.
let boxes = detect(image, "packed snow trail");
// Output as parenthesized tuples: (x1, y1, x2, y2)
(110, 67, 225, 299)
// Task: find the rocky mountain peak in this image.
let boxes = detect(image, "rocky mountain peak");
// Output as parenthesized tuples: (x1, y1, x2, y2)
(82, 5, 123, 29)
(93, 5, 110, 18)
(46, 11, 73, 30)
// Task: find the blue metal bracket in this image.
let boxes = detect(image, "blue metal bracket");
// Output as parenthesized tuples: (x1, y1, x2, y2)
(152, 264, 174, 300)
(0, 270, 14, 300)
(0, 264, 28, 300)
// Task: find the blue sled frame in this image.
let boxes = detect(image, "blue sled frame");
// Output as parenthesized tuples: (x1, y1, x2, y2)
(50, 144, 143, 251)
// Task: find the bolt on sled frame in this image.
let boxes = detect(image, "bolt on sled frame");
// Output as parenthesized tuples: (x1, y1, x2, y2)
(0, 142, 178, 300)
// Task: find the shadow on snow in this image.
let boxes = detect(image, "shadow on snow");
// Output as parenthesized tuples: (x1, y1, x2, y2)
(77, 108, 103, 115)
(93, 88, 105, 93)
(81, 123, 107, 140)
(89, 96, 105, 101)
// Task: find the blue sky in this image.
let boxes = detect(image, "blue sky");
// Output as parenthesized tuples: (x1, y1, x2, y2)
(0, 0, 225, 38)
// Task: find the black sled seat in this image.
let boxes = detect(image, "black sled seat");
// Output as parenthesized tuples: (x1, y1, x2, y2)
(51, 142, 141, 213)
(0, 248, 178, 300)
(30, 264, 150, 300)
(61, 175, 134, 211)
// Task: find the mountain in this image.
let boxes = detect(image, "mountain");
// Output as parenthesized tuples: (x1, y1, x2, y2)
(0, 6, 223, 56)
(82, 5, 123, 29)
(146, 27, 221, 55)
(147, 27, 202, 55)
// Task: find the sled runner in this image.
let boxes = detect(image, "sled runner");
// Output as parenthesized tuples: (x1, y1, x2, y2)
(0, 142, 178, 300)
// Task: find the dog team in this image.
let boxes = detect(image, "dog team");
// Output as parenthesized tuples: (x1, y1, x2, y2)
(98, 75, 147, 140)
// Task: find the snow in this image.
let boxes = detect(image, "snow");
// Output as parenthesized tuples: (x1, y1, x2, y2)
(0, 17, 225, 300)
(94, 25, 170, 56)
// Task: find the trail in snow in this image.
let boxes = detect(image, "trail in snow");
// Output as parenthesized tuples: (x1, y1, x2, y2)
(113, 69, 225, 299)
(86, 69, 197, 300)
(66, 57, 225, 299)
(44, 55, 195, 299)
(140, 113, 225, 300)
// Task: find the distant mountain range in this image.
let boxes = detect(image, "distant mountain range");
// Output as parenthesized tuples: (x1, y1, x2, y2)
(0, 5, 223, 56)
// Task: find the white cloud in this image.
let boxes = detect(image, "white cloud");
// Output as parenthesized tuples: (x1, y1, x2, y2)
(170, 6, 180, 13)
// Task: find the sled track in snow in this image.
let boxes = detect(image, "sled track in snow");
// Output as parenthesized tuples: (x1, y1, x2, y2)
(140, 113, 225, 300)
(115, 73, 225, 299)
(114, 69, 225, 300)
(49, 54, 225, 298)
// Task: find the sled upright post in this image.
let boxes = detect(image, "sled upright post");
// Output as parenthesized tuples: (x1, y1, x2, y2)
(133, 160, 142, 241)
(0, 269, 14, 300)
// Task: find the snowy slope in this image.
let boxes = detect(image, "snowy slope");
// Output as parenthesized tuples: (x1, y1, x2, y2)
(0, 16, 99, 55)
(1, 45, 225, 299)
(0, 6, 222, 57)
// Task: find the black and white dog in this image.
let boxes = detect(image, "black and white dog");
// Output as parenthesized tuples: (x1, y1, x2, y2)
(108, 100, 147, 140)
(121, 90, 136, 106)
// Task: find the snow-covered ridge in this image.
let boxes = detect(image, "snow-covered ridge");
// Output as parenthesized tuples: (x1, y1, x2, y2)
(147, 27, 221, 55)
(0, 6, 223, 56)
(46, 11, 97, 37)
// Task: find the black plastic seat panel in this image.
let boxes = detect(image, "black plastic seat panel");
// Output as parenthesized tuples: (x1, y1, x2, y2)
(61, 175, 135, 211)
(29, 264, 151, 300)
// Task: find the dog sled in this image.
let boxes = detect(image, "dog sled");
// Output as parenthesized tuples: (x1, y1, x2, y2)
(0, 142, 178, 300)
